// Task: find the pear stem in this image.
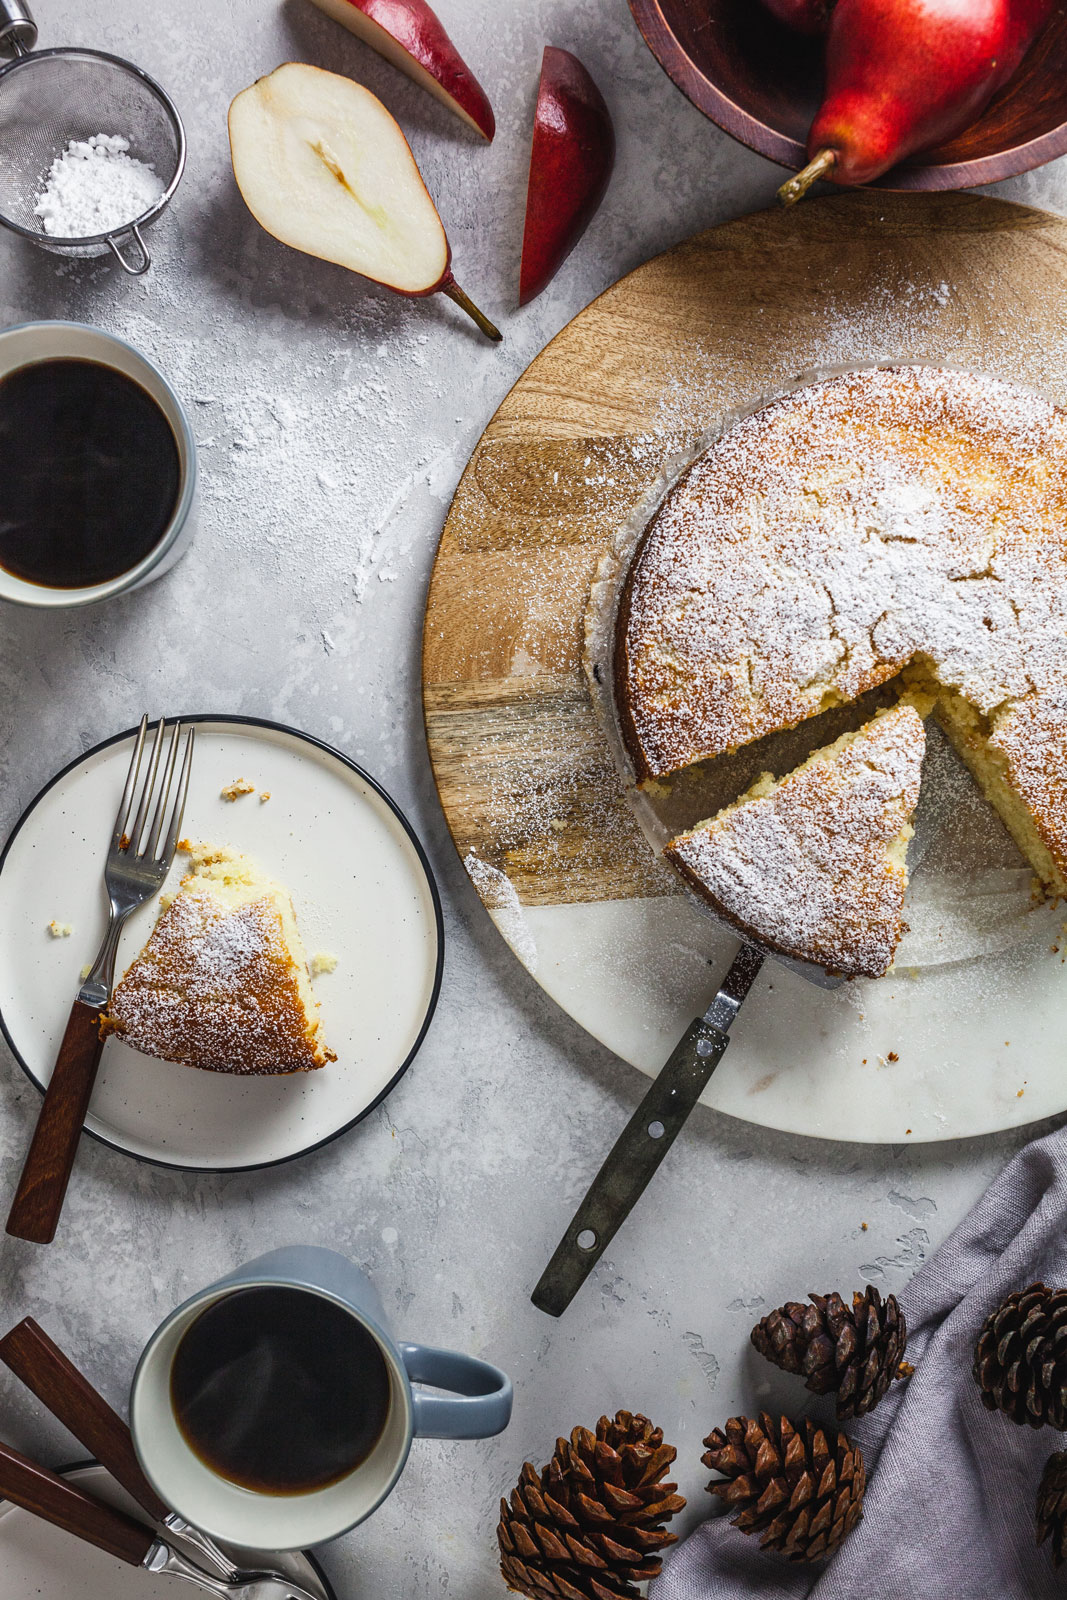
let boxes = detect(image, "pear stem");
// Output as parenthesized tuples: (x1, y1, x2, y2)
(443, 279, 502, 343)
(778, 148, 837, 208)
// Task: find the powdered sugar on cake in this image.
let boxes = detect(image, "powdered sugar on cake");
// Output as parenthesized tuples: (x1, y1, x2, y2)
(666, 706, 925, 978)
(106, 880, 330, 1075)
(618, 366, 1067, 771)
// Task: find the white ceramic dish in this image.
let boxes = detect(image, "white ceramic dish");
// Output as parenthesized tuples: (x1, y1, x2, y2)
(0, 1461, 335, 1599)
(0, 717, 442, 1170)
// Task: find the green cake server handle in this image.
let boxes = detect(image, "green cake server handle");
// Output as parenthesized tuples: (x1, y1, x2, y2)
(531, 942, 765, 1318)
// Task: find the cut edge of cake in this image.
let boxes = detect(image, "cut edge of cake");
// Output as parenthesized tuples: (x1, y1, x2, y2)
(902, 660, 1067, 900)
(663, 698, 931, 979)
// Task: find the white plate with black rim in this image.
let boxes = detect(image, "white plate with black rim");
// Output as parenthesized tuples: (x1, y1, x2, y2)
(0, 1460, 337, 1599)
(0, 717, 443, 1170)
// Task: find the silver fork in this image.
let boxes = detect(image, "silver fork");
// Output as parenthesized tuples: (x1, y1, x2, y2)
(6, 716, 194, 1245)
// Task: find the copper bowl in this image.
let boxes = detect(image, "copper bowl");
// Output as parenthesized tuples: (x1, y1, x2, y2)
(629, 0, 1067, 190)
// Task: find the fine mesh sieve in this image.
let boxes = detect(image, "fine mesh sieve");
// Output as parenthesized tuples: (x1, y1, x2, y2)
(0, 0, 185, 274)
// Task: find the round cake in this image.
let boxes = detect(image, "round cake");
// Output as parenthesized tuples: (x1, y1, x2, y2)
(615, 365, 1067, 900)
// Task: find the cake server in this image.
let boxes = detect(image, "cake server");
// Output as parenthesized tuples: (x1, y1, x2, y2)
(532, 940, 767, 1316)
(531, 771, 937, 1316)
(6, 715, 194, 1244)
(0, 1440, 326, 1600)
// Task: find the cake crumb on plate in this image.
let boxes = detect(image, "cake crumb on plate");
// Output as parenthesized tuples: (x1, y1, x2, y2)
(47, 920, 73, 938)
(310, 951, 338, 977)
(220, 778, 255, 801)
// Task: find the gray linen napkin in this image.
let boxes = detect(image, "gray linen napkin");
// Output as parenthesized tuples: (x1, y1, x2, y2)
(653, 1123, 1067, 1600)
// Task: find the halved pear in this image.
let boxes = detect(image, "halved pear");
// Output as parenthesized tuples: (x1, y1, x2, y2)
(228, 63, 500, 339)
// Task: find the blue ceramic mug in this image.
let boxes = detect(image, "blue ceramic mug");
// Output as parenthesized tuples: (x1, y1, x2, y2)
(129, 1246, 512, 1549)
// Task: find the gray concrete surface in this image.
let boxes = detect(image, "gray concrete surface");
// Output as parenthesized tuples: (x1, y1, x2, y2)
(1, 1, 1065, 1594)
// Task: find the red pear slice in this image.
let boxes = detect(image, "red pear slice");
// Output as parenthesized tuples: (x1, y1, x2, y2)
(228, 64, 500, 340)
(308, 0, 494, 140)
(519, 48, 615, 308)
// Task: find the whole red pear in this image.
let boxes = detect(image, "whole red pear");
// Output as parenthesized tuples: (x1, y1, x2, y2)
(780, 0, 1055, 201)
(760, 0, 832, 34)
(519, 48, 615, 307)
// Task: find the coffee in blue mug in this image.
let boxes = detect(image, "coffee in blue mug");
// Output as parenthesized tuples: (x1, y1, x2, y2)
(130, 1246, 512, 1548)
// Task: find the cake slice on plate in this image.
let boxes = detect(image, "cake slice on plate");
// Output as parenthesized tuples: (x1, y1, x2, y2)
(663, 701, 928, 979)
(103, 843, 335, 1074)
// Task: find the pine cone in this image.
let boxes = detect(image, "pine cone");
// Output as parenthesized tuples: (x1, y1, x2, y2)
(973, 1283, 1067, 1429)
(498, 1411, 686, 1600)
(703, 1412, 865, 1561)
(1037, 1450, 1067, 1566)
(751, 1286, 907, 1419)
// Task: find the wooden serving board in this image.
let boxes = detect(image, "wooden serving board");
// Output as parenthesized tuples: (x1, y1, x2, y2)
(422, 191, 1067, 1144)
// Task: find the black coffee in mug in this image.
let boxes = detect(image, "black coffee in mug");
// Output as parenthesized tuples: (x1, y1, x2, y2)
(0, 358, 181, 588)
(170, 1286, 392, 1495)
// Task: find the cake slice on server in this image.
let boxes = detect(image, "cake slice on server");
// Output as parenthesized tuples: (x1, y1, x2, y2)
(102, 843, 335, 1074)
(664, 701, 928, 979)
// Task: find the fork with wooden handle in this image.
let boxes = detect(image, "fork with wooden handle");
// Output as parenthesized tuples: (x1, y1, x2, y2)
(0, 1441, 325, 1600)
(5, 716, 194, 1244)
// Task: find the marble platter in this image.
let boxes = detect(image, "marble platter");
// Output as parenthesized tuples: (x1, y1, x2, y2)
(423, 191, 1067, 1144)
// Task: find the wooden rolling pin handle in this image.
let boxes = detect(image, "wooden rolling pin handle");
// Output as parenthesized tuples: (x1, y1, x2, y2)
(0, 1317, 168, 1522)
(0, 1440, 155, 1565)
(6, 1000, 106, 1244)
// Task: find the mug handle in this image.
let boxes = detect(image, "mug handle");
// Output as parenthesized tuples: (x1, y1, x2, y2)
(399, 1343, 512, 1440)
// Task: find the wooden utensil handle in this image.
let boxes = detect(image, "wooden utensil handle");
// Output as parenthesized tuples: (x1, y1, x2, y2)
(0, 1318, 169, 1522)
(6, 1000, 106, 1244)
(0, 1440, 155, 1566)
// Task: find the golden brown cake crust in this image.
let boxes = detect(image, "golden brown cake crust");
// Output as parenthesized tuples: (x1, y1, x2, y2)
(615, 365, 1067, 890)
(104, 860, 335, 1076)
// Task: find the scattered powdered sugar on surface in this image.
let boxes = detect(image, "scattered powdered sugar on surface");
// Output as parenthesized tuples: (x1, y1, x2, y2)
(668, 706, 925, 978)
(12, 225, 490, 676)
(33, 135, 164, 239)
(463, 852, 539, 973)
(181, 352, 466, 622)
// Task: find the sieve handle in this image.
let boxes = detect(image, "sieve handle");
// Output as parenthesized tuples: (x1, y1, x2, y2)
(0, 0, 37, 55)
(107, 225, 152, 276)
